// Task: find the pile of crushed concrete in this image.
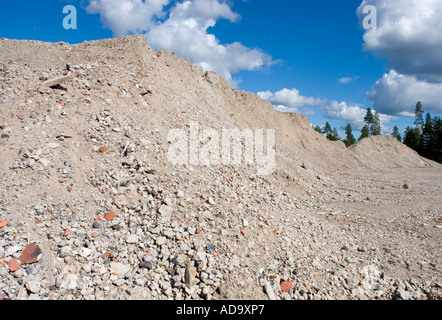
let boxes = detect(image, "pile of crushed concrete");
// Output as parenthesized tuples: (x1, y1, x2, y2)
(0, 35, 440, 300)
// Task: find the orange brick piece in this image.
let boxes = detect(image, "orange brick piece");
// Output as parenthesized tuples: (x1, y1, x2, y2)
(9, 259, 20, 272)
(19, 243, 42, 265)
(104, 211, 116, 221)
(280, 281, 294, 292)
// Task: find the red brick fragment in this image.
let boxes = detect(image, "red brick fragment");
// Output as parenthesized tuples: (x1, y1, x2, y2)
(9, 259, 20, 272)
(280, 281, 294, 292)
(19, 243, 42, 265)
(104, 211, 116, 221)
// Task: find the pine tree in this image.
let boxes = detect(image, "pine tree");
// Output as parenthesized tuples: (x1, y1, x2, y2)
(420, 113, 433, 157)
(371, 112, 382, 136)
(364, 108, 374, 128)
(414, 101, 424, 131)
(404, 126, 421, 151)
(392, 126, 402, 142)
(359, 125, 370, 141)
(326, 127, 341, 141)
(344, 124, 356, 147)
(432, 116, 442, 163)
(323, 122, 332, 135)
(313, 125, 323, 134)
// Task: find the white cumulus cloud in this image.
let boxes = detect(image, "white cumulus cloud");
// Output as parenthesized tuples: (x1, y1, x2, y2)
(257, 88, 326, 108)
(86, 0, 170, 36)
(86, 0, 274, 86)
(357, 0, 442, 116)
(357, 0, 442, 83)
(367, 70, 442, 116)
(322, 100, 396, 131)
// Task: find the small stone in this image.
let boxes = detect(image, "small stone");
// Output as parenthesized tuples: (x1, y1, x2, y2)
(25, 280, 41, 294)
(59, 246, 72, 258)
(176, 190, 185, 198)
(47, 142, 61, 149)
(174, 254, 188, 266)
(156, 236, 167, 246)
(110, 262, 131, 276)
(403, 183, 410, 189)
(98, 146, 108, 153)
(205, 243, 215, 253)
(184, 263, 195, 286)
(1, 134, 10, 139)
(25, 266, 37, 276)
(158, 205, 173, 222)
(195, 251, 206, 261)
(19, 243, 42, 265)
(139, 261, 153, 269)
(80, 247, 93, 257)
(92, 221, 100, 229)
(126, 234, 138, 244)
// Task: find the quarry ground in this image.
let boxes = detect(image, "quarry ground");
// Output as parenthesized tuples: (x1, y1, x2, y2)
(0, 35, 440, 300)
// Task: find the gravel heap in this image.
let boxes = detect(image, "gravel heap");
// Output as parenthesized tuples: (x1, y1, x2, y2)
(0, 35, 441, 300)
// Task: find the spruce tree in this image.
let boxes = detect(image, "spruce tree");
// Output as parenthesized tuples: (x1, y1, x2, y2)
(421, 113, 433, 158)
(364, 108, 374, 128)
(392, 126, 402, 142)
(404, 126, 421, 151)
(313, 125, 323, 134)
(359, 125, 370, 141)
(344, 124, 356, 146)
(326, 127, 341, 141)
(372, 112, 382, 136)
(414, 101, 424, 131)
(432, 116, 442, 163)
(323, 122, 332, 135)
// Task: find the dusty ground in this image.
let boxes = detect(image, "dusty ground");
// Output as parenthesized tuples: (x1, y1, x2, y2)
(0, 35, 440, 300)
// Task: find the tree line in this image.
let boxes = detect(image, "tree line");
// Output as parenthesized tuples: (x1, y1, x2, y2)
(313, 107, 382, 147)
(403, 102, 442, 163)
(314, 101, 442, 163)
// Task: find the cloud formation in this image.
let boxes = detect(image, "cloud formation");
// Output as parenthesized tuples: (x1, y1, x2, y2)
(357, 0, 442, 83)
(87, 0, 170, 36)
(257, 88, 326, 109)
(338, 76, 357, 84)
(322, 100, 396, 132)
(367, 70, 442, 116)
(357, 0, 442, 116)
(86, 0, 273, 86)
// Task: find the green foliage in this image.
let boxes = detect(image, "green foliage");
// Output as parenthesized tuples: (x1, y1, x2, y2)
(403, 102, 442, 163)
(371, 112, 382, 136)
(323, 122, 332, 135)
(344, 124, 356, 147)
(364, 108, 374, 126)
(358, 125, 370, 141)
(313, 125, 323, 134)
(326, 127, 341, 142)
(414, 101, 424, 130)
(404, 126, 421, 151)
(392, 126, 402, 142)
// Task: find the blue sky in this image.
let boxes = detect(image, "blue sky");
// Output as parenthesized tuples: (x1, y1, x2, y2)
(1, 0, 442, 139)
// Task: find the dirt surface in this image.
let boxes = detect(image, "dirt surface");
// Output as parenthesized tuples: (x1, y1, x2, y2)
(0, 35, 441, 300)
